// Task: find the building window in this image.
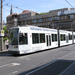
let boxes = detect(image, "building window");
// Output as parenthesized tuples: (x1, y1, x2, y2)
(65, 16, 67, 19)
(18, 21, 21, 25)
(68, 15, 74, 19)
(32, 19, 37, 23)
(15, 21, 17, 26)
(43, 18, 45, 22)
(20, 14, 27, 19)
(54, 16, 59, 20)
(21, 22, 23, 25)
(27, 20, 31, 24)
(45, 18, 48, 21)
(61, 16, 63, 20)
(24, 21, 27, 25)
(48, 17, 52, 21)
(38, 18, 42, 22)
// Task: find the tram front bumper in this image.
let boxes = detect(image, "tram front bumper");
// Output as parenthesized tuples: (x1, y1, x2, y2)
(8, 50, 20, 55)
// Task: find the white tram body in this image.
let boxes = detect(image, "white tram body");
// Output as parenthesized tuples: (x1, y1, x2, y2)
(8, 26, 75, 55)
(59, 30, 73, 46)
(73, 32, 75, 43)
(8, 26, 58, 54)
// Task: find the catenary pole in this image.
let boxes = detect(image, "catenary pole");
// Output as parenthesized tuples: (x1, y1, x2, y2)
(1, 0, 3, 51)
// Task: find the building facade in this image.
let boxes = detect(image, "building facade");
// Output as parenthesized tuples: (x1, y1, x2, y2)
(7, 8, 75, 31)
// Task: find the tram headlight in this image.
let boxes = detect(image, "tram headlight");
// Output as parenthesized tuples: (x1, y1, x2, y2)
(14, 46, 18, 48)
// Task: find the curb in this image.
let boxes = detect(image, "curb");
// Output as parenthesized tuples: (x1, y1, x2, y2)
(0, 50, 8, 54)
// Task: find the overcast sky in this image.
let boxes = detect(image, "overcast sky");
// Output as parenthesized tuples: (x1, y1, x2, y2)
(2, 0, 75, 23)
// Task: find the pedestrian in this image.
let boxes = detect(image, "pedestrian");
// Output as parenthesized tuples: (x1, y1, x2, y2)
(5, 39, 9, 49)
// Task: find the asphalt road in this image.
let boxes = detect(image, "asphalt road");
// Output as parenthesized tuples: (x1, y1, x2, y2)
(0, 44, 75, 75)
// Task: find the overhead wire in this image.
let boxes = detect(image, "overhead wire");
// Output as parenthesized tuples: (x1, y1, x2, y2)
(6, 4, 24, 10)
(3, 0, 12, 7)
(65, 0, 74, 8)
(3, 8, 10, 12)
(3, 0, 55, 12)
(3, 0, 75, 13)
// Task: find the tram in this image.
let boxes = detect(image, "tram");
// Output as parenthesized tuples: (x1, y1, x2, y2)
(8, 25, 75, 55)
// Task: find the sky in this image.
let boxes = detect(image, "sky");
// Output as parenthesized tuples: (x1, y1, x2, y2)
(2, 0, 75, 23)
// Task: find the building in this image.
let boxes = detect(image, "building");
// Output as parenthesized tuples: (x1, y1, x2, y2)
(7, 8, 75, 31)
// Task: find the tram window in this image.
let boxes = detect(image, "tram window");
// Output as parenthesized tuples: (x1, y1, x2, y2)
(32, 33, 39, 44)
(52, 34, 55, 42)
(69, 34, 72, 40)
(40, 34, 45, 43)
(69, 34, 71, 40)
(55, 34, 57, 41)
(52, 34, 57, 42)
(66, 36, 69, 43)
(74, 35, 75, 39)
(61, 34, 64, 41)
(70, 35, 72, 40)
(49, 35, 51, 46)
(19, 33, 28, 45)
(61, 34, 66, 41)
(64, 35, 66, 40)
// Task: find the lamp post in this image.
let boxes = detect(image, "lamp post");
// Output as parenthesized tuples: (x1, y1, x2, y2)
(1, 0, 3, 51)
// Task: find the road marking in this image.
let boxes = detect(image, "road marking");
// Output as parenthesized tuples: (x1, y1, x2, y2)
(60, 61, 75, 75)
(58, 51, 75, 59)
(25, 60, 58, 75)
(12, 71, 18, 74)
(8, 71, 18, 75)
(0, 63, 20, 68)
(9, 63, 21, 67)
(26, 51, 75, 75)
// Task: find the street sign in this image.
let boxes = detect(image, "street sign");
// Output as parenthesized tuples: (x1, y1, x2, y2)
(0, 30, 4, 36)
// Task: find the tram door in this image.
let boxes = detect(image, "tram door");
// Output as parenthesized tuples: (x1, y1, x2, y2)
(46, 34, 51, 46)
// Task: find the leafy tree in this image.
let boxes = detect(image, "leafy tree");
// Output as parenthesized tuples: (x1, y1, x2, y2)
(3, 26, 8, 34)
(35, 13, 39, 15)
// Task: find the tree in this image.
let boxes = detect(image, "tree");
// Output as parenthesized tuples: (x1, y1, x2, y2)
(3, 26, 8, 34)
(35, 13, 39, 15)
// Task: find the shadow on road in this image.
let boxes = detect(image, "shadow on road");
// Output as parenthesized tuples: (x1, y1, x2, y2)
(17, 59, 75, 75)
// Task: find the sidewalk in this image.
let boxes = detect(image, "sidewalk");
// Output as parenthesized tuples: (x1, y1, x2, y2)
(0, 50, 8, 54)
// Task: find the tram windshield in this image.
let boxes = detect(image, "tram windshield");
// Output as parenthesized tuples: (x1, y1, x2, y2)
(9, 28, 19, 45)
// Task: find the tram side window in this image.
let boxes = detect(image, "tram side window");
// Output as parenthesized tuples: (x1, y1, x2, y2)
(55, 34, 57, 41)
(52, 34, 57, 42)
(71, 35, 72, 40)
(61, 34, 66, 41)
(19, 33, 28, 45)
(69, 34, 72, 40)
(74, 35, 75, 39)
(52, 34, 55, 42)
(32, 33, 39, 44)
(64, 35, 66, 40)
(61, 35, 63, 41)
(40, 34, 45, 43)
